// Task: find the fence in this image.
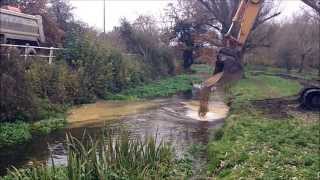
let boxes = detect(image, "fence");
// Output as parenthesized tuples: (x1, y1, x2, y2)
(0, 44, 64, 64)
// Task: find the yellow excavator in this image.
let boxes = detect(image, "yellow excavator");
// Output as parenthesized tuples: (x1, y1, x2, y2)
(198, 0, 320, 116)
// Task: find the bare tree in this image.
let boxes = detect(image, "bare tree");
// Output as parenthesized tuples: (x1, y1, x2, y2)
(291, 13, 316, 73)
(301, 0, 320, 13)
(165, 0, 281, 53)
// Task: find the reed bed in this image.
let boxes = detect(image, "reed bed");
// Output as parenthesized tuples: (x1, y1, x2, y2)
(3, 131, 192, 179)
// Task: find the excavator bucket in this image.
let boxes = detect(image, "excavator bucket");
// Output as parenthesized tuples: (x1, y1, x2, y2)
(198, 48, 243, 117)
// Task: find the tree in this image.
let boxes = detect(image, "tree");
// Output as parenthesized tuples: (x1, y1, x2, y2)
(196, 0, 281, 49)
(292, 13, 316, 73)
(165, 0, 281, 68)
(117, 18, 175, 77)
(49, 0, 74, 31)
(301, 0, 320, 13)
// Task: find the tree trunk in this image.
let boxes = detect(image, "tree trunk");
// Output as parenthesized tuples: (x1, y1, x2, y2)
(318, 61, 320, 77)
(286, 59, 291, 74)
(298, 54, 306, 73)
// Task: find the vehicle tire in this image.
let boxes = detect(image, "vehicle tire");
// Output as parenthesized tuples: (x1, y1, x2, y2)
(301, 88, 320, 110)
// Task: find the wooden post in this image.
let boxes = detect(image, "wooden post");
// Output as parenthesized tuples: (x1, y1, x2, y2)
(49, 47, 53, 64)
(24, 45, 28, 61)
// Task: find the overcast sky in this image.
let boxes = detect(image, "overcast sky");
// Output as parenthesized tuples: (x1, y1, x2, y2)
(70, 0, 307, 32)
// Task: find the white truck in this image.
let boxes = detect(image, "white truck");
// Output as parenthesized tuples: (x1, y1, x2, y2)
(0, 6, 62, 62)
(0, 6, 46, 54)
(0, 8, 45, 46)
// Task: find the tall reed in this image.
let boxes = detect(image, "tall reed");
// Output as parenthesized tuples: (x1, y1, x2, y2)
(3, 130, 191, 179)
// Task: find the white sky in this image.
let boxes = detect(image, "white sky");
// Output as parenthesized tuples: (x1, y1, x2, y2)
(70, 0, 308, 32)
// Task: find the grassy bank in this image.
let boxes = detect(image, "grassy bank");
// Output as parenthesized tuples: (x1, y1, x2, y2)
(245, 65, 319, 81)
(2, 132, 192, 179)
(207, 73, 319, 179)
(231, 73, 302, 103)
(107, 74, 201, 100)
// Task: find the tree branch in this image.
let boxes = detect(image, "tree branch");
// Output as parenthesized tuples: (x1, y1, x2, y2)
(253, 12, 281, 31)
(301, 0, 320, 13)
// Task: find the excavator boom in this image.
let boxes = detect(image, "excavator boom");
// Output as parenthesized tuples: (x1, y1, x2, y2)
(202, 0, 263, 89)
(236, 0, 262, 45)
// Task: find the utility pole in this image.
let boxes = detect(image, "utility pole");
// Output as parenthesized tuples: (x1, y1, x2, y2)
(103, 0, 106, 34)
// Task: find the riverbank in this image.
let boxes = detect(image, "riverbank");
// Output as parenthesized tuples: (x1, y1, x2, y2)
(206, 72, 319, 179)
(107, 74, 201, 100)
(0, 118, 66, 149)
(0, 73, 200, 149)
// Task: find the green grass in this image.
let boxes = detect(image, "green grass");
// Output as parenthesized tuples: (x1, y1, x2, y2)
(207, 74, 319, 179)
(245, 65, 319, 80)
(107, 74, 201, 100)
(230, 73, 302, 103)
(0, 122, 31, 149)
(191, 64, 213, 74)
(2, 131, 193, 179)
(208, 107, 319, 179)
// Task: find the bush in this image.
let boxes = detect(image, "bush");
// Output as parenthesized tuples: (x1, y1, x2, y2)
(26, 61, 80, 105)
(0, 50, 39, 122)
(31, 118, 66, 135)
(0, 122, 31, 148)
(118, 19, 176, 78)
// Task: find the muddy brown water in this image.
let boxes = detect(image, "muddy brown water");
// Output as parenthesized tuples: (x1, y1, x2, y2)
(0, 91, 229, 176)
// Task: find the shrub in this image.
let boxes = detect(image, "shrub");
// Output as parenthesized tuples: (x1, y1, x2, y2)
(0, 122, 31, 148)
(118, 19, 176, 78)
(26, 61, 80, 105)
(31, 118, 66, 135)
(62, 28, 150, 102)
(0, 50, 39, 122)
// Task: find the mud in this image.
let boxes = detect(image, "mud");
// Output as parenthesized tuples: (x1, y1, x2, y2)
(253, 96, 319, 121)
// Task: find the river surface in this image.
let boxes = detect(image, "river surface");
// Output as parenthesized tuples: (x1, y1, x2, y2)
(0, 90, 229, 175)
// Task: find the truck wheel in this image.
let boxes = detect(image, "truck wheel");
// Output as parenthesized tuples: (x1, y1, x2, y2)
(300, 88, 320, 110)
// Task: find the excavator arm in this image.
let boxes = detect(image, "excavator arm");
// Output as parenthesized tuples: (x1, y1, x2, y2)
(198, 0, 320, 116)
(202, 0, 263, 89)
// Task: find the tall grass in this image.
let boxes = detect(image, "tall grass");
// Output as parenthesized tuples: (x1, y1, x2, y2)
(3, 131, 192, 179)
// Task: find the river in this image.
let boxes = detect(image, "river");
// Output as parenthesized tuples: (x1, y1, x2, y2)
(0, 90, 229, 175)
